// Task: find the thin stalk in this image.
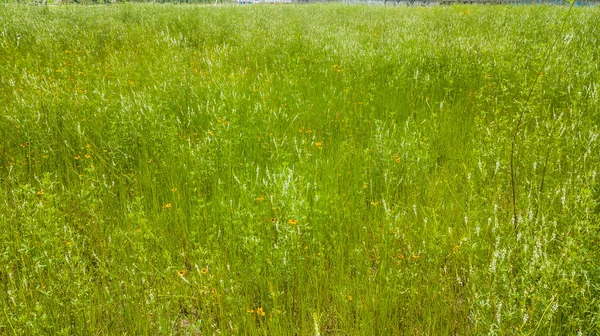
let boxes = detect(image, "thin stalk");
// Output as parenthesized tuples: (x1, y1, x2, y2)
(510, 2, 575, 231)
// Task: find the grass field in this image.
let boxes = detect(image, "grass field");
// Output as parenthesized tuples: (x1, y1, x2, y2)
(1, 3, 599, 334)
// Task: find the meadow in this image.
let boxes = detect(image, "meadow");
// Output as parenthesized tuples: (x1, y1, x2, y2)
(0, 3, 599, 334)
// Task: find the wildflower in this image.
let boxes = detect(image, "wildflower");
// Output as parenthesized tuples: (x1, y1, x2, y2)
(36, 190, 43, 195)
(103, 149, 108, 153)
(147, 159, 152, 164)
(25, 141, 30, 147)
(288, 219, 297, 225)
(247, 309, 255, 313)
(371, 201, 378, 206)
(363, 184, 368, 189)
(66, 241, 71, 245)
(256, 196, 264, 201)
(347, 295, 353, 301)
(201, 268, 208, 275)
(178, 270, 185, 276)
(172, 188, 177, 192)
(395, 158, 400, 163)
(315, 142, 322, 148)
(74, 156, 80, 160)
(85, 154, 91, 159)
(257, 307, 265, 316)
(270, 217, 276, 223)
(164, 203, 172, 208)
(85, 144, 91, 148)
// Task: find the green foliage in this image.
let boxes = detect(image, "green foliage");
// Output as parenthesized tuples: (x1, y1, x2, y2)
(0, 4, 599, 334)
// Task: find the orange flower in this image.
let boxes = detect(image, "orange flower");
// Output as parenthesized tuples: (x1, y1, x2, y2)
(288, 219, 297, 225)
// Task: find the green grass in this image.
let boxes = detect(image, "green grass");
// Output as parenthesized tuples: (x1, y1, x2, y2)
(1, 3, 599, 334)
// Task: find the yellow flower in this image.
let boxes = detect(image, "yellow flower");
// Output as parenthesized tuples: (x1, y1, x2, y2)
(172, 187, 177, 192)
(363, 184, 368, 189)
(271, 217, 276, 223)
(315, 142, 322, 148)
(164, 203, 172, 208)
(257, 307, 265, 316)
(395, 158, 400, 163)
(85, 154, 91, 159)
(74, 156, 80, 160)
(371, 201, 378, 206)
(200, 268, 208, 275)
(256, 196, 264, 201)
(36, 190, 43, 195)
(288, 219, 297, 225)
(85, 144, 91, 148)
(247, 309, 255, 313)
(178, 270, 185, 276)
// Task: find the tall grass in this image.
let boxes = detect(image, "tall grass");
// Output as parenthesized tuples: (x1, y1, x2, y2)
(0, 3, 599, 334)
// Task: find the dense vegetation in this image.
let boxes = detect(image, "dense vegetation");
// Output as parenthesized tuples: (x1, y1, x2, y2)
(1, 4, 599, 334)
